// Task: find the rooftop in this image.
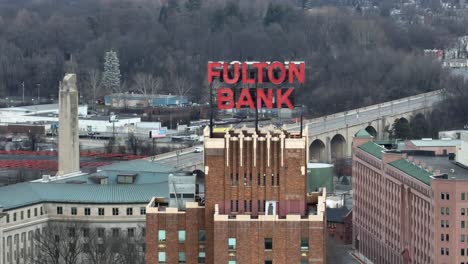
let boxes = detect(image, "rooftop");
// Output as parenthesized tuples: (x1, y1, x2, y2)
(408, 139, 460, 147)
(0, 182, 167, 210)
(327, 207, 351, 223)
(354, 129, 372, 138)
(389, 158, 433, 185)
(358, 141, 386, 159)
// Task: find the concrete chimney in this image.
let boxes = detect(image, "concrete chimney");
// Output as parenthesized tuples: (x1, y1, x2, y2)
(57, 74, 80, 175)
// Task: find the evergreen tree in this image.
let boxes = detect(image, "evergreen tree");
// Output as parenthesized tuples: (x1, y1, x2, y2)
(390, 119, 411, 139)
(101, 50, 121, 93)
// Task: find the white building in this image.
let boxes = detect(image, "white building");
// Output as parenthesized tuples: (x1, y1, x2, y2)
(0, 159, 191, 264)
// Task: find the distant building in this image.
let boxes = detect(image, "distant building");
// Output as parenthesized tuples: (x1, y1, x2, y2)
(353, 129, 468, 264)
(145, 126, 327, 264)
(104, 93, 188, 108)
(404, 138, 460, 155)
(327, 207, 352, 245)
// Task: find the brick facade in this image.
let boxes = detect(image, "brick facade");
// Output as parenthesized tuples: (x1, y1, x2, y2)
(146, 127, 326, 264)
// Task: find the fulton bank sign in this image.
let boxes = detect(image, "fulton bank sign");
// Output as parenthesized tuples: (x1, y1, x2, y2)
(207, 61, 305, 110)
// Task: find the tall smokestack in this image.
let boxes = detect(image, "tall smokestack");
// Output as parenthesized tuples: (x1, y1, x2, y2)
(58, 74, 80, 175)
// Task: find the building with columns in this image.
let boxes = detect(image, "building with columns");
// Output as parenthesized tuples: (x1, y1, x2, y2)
(146, 126, 327, 264)
(353, 129, 468, 264)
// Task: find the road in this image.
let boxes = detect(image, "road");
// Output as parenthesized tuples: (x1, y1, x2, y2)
(288, 91, 442, 135)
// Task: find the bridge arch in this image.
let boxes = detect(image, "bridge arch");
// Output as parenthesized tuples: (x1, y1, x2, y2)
(309, 139, 326, 162)
(365, 125, 378, 138)
(331, 134, 346, 161)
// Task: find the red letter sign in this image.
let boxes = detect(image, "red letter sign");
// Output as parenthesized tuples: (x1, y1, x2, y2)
(217, 88, 234, 109)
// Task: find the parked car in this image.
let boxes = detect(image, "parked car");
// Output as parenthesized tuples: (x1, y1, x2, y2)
(194, 146, 203, 153)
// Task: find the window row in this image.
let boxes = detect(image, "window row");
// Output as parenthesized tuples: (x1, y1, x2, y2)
(5, 207, 44, 223)
(441, 192, 450, 200)
(441, 207, 450, 215)
(56, 206, 146, 216)
(158, 230, 204, 243)
(227, 237, 309, 251)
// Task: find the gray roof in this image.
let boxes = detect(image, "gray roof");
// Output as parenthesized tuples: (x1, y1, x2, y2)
(327, 207, 351, 223)
(0, 182, 168, 210)
(409, 139, 460, 147)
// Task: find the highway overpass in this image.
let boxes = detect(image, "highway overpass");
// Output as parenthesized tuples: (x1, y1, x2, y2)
(288, 90, 443, 162)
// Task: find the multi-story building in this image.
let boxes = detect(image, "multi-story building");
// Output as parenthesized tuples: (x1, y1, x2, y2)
(146, 126, 327, 264)
(0, 159, 187, 264)
(353, 129, 468, 264)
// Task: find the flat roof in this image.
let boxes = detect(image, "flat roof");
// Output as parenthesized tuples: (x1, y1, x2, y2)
(414, 155, 468, 180)
(0, 182, 168, 210)
(409, 139, 460, 147)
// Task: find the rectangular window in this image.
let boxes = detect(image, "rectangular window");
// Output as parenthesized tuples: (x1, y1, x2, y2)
(21, 211, 23, 220)
(83, 228, 90, 238)
(441, 248, 444, 255)
(446, 220, 450, 228)
(441, 220, 444, 228)
(441, 234, 444, 241)
(40, 207, 43, 215)
(446, 234, 450, 241)
(140, 207, 146, 215)
(301, 238, 309, 250)
(446, 248, 449, 256)
(127, 228, 135, 237)
(71, 207, 77, 215)
(265, 261, 272, 264)
(178, 252, 186, 264)
(27, 209, 30, 218)
(159, 230, 166, 242)
(463, 208, 466, 216)
(244, 200, 247, 212)
(98, 208, 105, 216)
(84, 208, 91, 216)
(97, 228, 105, 238)
(199, 230, 206, 242)
(271, 173, 274, 185)
(463, 193, 466, 200)
(112, 208, 119, 216)
(462, 248, 465, 256)
(69, 228, 75, 237)
(178, 230, 186, 242)
(263, 173, 266, 186)
(34, 208, 37, 217)
(112, 228, 119, 238)
(446, 207, 450, 215)
(447, 193, 450, 200)
(265, 238, 273, 250)
(441, 193, 445, 200)
(158, 252, 166, 264)
(277, 173, 280, 186)
(6, 214, 9, 223)
(236, 173, 238, 185)
(198, 252, 206, 263)
(462, 234, 465, 242)
(228, 238, 236, 250)
(258, 173, 261, 185)
(236, 200, 239, 212)
(441, 207, 445, 215)
(463, 221, 465, 229)
(228, 261, 236, 264)
(126, 208, 133, 215)
(57, 207, 63, 215)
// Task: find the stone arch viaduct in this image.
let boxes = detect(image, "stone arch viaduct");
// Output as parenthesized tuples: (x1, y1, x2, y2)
(287, 90, 444, 163)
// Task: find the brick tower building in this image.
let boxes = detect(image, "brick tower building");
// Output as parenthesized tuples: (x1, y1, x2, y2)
(146, 126, 327, 264)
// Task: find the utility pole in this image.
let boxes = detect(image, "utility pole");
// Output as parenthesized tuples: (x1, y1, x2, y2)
(37, 83, 41, 103)
(22, 82, 25, 103)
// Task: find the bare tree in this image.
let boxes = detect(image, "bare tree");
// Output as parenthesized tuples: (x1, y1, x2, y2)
(86, 68, 101, 109)
(173, 76, 193, 96)
(84, 226, 145, 264)
(33, 222, 87, 264)
(132, 73, 163, 95)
